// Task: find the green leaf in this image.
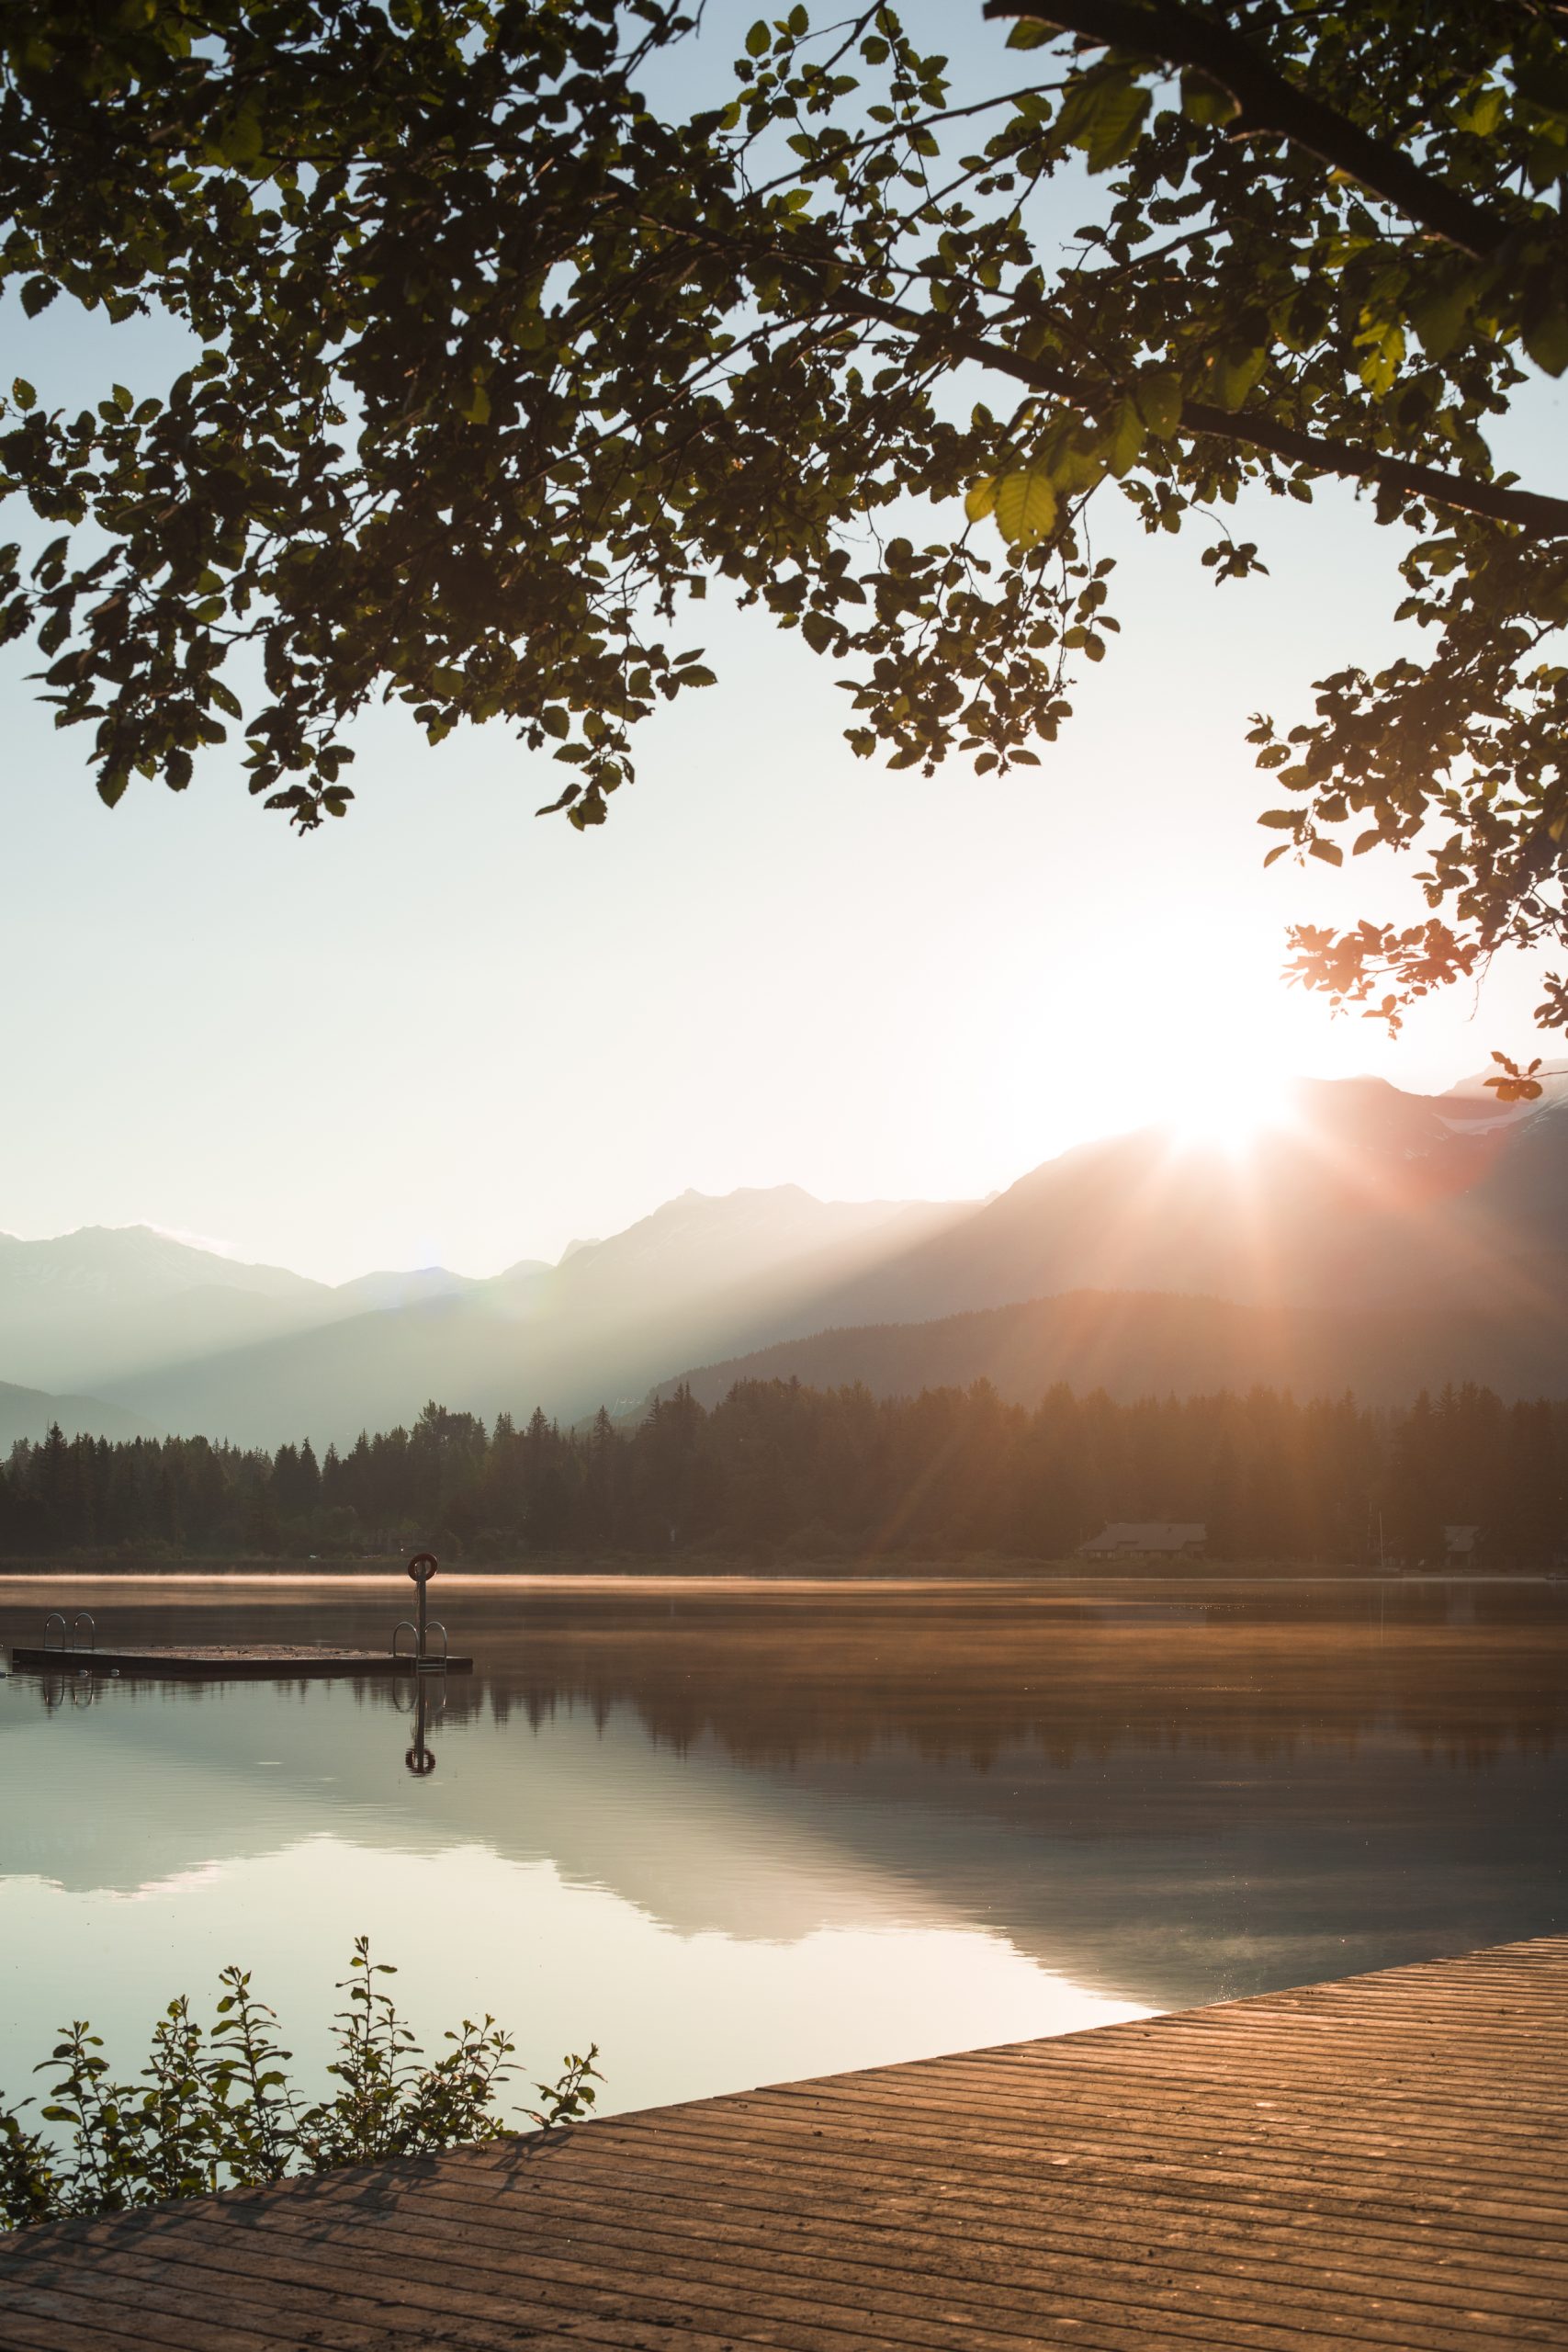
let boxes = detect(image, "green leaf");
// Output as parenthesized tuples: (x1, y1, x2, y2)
(1522, 306, 1568, 379)
(1134, 369, 1183, 439)
(993, 469, 1058, 548)
(1059, 78, 1150, 173)
(1308, 837, 1343, 865)
(745, 20, 770, 58)
(1514, 53, 1568, 124)
(1457, 85, 1506, 136)
(11, 378, 36, 411)
(1407, 274, 1477, 361)
(1526, 130, 1564, 190)
(216, 107, 264, 167)
(1103, 399, 1144, 479)
(1180, 71, 1240, 129)
(964, 475, 997, 522)
(1211, 346, 1267, 411)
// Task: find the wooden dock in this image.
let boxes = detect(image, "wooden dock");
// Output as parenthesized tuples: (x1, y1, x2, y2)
(6, 1645, 472, 1678)
(1, 1934, 1562, 2349)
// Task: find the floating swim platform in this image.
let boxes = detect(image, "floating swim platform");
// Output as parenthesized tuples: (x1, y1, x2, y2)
(6, 1643, 472, 1678)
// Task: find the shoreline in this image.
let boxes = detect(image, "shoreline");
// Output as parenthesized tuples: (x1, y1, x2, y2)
(0, 1565, 1562, 1589)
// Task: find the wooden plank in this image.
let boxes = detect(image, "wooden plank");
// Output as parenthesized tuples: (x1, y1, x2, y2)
(216, 2161, 1567, 2348)
(579, 2095, 1568, 2222)
(457, 2132, 1568, 2272)
(0, 2271, 288, 2352)
(3, 1936, 1564, 2352)
(358, 2136, 1568, 2306)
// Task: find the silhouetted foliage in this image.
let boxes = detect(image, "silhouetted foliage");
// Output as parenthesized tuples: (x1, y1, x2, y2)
(4, 1381, 1565, 1567)
(4, 5, 1568, 1027)
(0, 1937, 601, 2233)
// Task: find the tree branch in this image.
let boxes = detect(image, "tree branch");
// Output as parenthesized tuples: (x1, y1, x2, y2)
(613, 197, 1568, 537)
(835, 286, 1568, 534)
(982, 0, 1512, 258)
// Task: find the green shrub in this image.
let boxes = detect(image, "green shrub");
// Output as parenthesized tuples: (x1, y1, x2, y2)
(0, 1938, 599, 2230)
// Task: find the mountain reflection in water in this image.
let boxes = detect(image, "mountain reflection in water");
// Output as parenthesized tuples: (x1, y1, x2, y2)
(2, 1576, 1564, 2119)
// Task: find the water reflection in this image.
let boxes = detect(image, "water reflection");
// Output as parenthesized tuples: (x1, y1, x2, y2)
(392, 1669, 444, 1778)
(36, 1671, 96, 1711)
(1, 1576, 1564, 2120)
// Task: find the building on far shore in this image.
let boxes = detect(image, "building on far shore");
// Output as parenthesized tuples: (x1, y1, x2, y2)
(1443, 1524, 1481, 1563)
(1078, 1522, 1207, 1562)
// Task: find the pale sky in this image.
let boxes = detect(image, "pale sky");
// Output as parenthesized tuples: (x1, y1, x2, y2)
(5, 16, 1565, 1286)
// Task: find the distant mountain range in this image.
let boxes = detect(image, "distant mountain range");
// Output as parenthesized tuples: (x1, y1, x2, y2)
(2, 1068, 1565, 1448)
(758, 1072, 1568, 1328)
(0, 1225, 485, 1395)
(0, 1378, 158, 1452)
(0, 1191, 964, 1447)
(649, 1070, 1568, 1411)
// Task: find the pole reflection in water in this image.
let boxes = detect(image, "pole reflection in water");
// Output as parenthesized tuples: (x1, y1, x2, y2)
(393, 1667, 445, 1777)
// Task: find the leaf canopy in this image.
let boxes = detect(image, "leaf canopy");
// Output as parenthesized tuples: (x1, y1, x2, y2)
(4, 0, 1568, 1028)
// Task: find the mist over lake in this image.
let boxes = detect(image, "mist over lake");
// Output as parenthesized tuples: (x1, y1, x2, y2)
(5, 1574, 1563, 2122)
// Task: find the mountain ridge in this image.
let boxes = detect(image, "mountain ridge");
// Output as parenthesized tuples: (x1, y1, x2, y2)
(6, 1187, 967, 1447)
(4, 1075, 1565, 1444)
(0, 1377, 161, 1451)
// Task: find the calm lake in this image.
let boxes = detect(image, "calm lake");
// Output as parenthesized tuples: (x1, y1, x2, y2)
(2, 1575, 1565, 2124)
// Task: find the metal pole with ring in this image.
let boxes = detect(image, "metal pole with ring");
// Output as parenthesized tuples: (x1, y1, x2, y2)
(392, 1552, 442, 1666)
(409, 1551, 437, 1657)
(409, 1553, 447, 1667)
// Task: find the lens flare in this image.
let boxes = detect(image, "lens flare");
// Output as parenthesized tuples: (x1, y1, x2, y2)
(1164, 1073, 1295, 1156)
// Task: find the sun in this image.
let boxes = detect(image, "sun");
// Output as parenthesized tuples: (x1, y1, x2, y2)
(1163, 1070, 1296, 1157)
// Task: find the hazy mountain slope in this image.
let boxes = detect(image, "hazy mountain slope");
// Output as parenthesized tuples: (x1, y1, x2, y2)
(0, 1228, 493, 1395)
(0, 1378, 160, 1449)
(15, 1077, 1567, 1446)
(102, 1189, 970, 1446)
(762, 1080, 1568, 1342)
(331, 1267, 486, 1313)
(0, 1227, 333, 1392)
(0, 1223, 320, 1317)
(659, 1285, 1568, 1413)
(15, 1283, 354, 1394)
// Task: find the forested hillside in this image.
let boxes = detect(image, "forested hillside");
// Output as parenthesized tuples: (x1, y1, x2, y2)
(660, 1288, 1568, 1415)
(4, 1381, 1564, 1570)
